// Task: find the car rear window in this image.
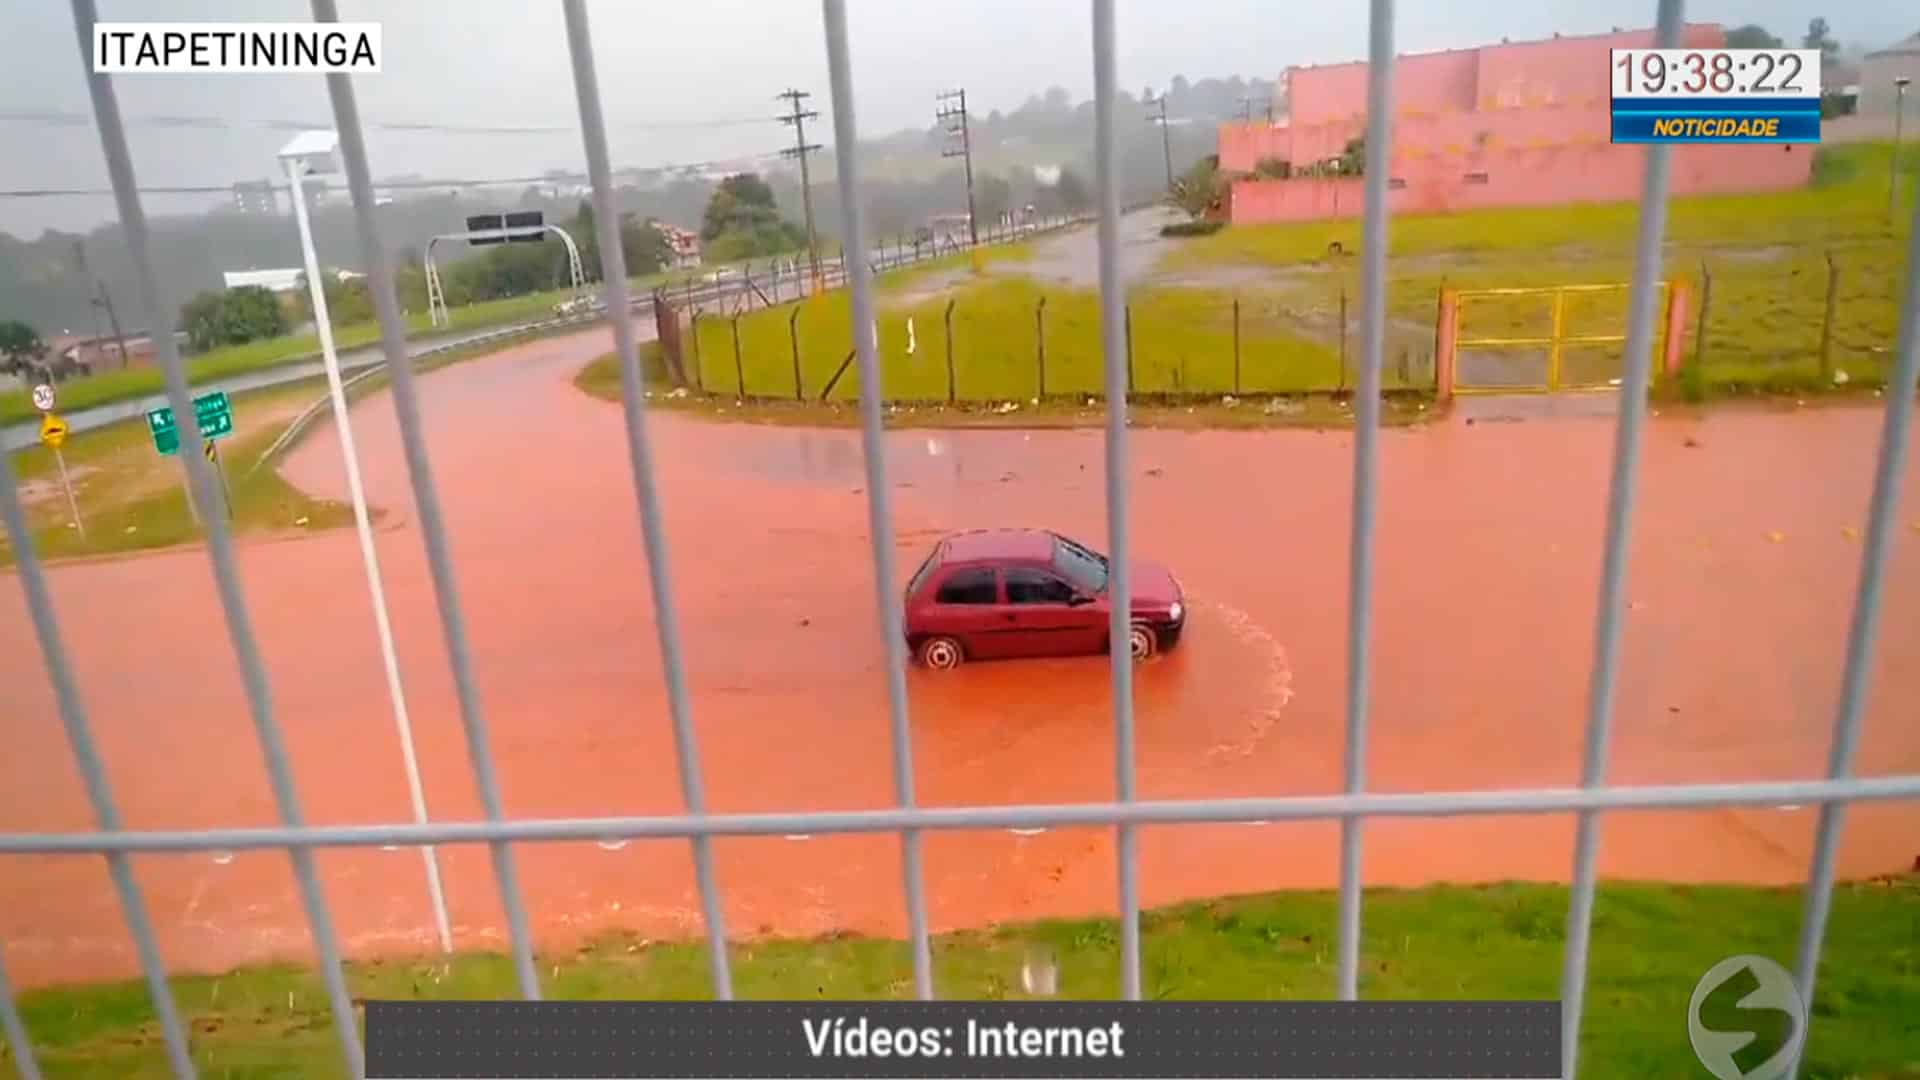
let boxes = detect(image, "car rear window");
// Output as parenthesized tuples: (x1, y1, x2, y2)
(905, 544, 943, 599)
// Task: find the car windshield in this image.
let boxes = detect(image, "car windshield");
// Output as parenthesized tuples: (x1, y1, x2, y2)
(1050, 535, 1109, 593)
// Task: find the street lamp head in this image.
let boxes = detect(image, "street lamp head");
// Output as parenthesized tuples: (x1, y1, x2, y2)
(277, 130, 341, 176)
(1897, 76, 1912, 90)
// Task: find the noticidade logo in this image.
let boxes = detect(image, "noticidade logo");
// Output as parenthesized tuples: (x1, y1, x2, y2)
(1687, 955, 1807, 1080)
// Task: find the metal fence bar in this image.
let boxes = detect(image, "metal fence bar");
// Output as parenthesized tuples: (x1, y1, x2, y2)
(1336, 0, 1396, 1004)
(557, 0, 734, 1000)
(1787, 178, 1920, 1080)
(312, 0, 541, 1003)
(1090, 0, 1141, 1002)
(0, 945, 40, 1080)
(820, 0, 935, 1001)
(1559, 1, 1684, 1075)
(69, 1, 364, 1073)
(0, 451, 195, 1078)
(3, 775, 1918, 856)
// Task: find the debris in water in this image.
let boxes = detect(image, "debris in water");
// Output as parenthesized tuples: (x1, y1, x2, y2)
(294, 515, 310, 526)
(1841, 526, 1860, 541)
(1767, 530, 1786, 543)
(1833, 369, 1850, 385)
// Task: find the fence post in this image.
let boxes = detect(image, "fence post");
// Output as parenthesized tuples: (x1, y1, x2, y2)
(690, 311, 703, 391)
(1693, 259, 1713, 373)
(731, 314, 746, 399)
(1036, 296, 1048, 398)
(1232, 295, 1242, 395)
(1125, 302, 1135, 397)
(789, 307, 804, 401)
(1662, 278, 1693, 382)
(1820, 252, 1840, 381)
(1434, 287, 1459, 401)
(1338, 287, 1349, 393)
(944, 298, 957, 404)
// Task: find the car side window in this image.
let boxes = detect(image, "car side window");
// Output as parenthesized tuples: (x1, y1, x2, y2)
(934, 567, 998, 605)
(1005, 567, 1077, 605)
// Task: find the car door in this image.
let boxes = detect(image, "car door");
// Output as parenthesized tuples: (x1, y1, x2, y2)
(1002, 565, 1103, 657)
(927, 565, 1015, 659)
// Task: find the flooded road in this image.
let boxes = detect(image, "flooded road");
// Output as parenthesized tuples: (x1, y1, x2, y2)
(2, 324, 1916, 987)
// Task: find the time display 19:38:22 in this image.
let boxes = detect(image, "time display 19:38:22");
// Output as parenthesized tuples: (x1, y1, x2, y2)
(1609, 49, 1820, 98)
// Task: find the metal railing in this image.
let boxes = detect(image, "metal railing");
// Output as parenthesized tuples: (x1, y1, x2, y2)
(0, 2, 1916, 1080)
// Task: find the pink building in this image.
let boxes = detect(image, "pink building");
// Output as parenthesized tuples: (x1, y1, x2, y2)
(1220, 24, 1815, 224)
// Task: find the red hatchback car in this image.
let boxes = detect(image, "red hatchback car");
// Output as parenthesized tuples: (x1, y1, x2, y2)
(903, 529, 1186, 669)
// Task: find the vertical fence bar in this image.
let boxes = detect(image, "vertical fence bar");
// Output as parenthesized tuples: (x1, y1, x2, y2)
(1787, 181, 1920, 1080)
(1559, 2, 1684, 1074)
(1232, 295, 1241, 395)
(0, 946, 40, 1080)
(555, 0, 738, 1000)
(1036, 296, 1048, 398)
(1090, 0, 1142, 1001)
(0, 449, 194, 1079)
(1819, 252, 1839, 381)
(313, 0, 540, 1004)
(820, 0, 935, 1000)
(1336, 0, 1397, 1004)
(71, 1, 364, 1072)
(791, 307, 806, 401)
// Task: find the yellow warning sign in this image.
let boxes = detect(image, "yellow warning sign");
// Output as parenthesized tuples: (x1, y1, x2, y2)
(39, 412, 68, 449)
(205, 439, 219, 463)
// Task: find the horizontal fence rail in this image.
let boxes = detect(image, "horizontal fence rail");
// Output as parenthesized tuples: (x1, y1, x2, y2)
(2, 1, 1917, 1079)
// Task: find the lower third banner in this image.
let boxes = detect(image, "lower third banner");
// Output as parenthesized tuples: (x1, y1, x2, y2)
(365, 1000, 1560, 1078)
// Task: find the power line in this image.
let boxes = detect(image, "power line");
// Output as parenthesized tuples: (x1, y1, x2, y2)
(776, 88, 823, 279)
(0, 109, 776, 135)
(935, 88, 979, 246)
(0, 153, 791, 200)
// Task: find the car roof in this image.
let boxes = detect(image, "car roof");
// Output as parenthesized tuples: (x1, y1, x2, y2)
(939, 528, 1059, 564)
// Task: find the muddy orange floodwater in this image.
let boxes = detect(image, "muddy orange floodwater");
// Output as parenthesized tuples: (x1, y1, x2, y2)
(2, 326, 1915, 987)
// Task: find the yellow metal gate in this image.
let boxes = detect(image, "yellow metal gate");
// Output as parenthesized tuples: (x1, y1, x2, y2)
(1453, 282, 1671, 393)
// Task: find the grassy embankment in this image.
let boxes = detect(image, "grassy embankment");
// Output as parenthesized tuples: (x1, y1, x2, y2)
(5, 880, 1915, 1078)
(1165, 141, 1920, 397)
(2, 329, 568, 567)
(0, 264, 705, 427)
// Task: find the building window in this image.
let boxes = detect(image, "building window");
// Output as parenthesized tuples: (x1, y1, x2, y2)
(1388, 178, 1407, 190)
(1463, 172, 1490, 185)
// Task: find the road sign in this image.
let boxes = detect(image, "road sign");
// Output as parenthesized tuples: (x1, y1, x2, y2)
(31, 383, 55, 412)
(40, 412, 68, 449)
(205, 439, 219, 462)
(146, 391, 234, 456)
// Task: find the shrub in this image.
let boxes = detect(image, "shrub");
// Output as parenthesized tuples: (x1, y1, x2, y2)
(1160, 221, 1226, 238)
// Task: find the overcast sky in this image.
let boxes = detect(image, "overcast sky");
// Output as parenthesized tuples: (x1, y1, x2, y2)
(1, 0, 1904, 235)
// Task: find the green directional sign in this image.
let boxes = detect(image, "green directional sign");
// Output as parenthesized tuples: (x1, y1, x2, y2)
(146, 391, 234, 456)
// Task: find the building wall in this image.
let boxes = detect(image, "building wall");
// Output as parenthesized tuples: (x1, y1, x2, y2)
(1857, 51, 1920, 116)
(1224, 23, 1817, 224)
(1230, 139, 1813, 223)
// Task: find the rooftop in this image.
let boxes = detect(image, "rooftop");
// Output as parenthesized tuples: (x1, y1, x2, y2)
(940, 528, 1060, 563)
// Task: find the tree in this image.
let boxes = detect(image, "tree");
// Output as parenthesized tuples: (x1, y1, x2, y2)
(1725, 24, 1783, 49)
(975, 173, 1013, 224)
(698, 172, 808, 260)
(1338, 135, 1367, 176)
(1054, 168, 1092, 212)
(0, 319, 46, 378)
(1801, 18, 1839, 63)
(294, 269, 375, 326)
(178, 285, 287, 353)
(1252, 156, 1292, 179)
(1170, 155, 1226, 219)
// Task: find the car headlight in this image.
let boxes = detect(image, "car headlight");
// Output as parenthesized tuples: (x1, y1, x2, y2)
(1168, 601, 1183, 623)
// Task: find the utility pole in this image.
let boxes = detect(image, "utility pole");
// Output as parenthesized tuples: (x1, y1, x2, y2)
(936, 88, 979, 245)
(71, 240, 128, 371)
(776, 88, 823, 284)
(1147, 92, 1174, 189)
(1238, 96, 1253, 123)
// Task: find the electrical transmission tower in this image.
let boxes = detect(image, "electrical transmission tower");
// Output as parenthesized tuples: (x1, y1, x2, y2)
(1146, 92, 1174, 190)
(70, 240, 128, 370)
(776, 88, 823, 282)
(935, 88, 978, 246)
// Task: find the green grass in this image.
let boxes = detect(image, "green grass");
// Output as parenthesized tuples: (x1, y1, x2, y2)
(3, 324, 579, 566)
(0, 282, 632, 426)
(688, 274, 1353, 402)
(1160, 141, 1919, 396)
(5, 880, 1915, 1078)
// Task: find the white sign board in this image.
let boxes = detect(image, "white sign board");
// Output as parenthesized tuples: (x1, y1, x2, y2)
(31, 384, 56, 412)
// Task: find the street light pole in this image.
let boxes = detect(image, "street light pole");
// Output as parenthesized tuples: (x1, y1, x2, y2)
(1893, 78, 1911, 223)
(283, 137, 452, 955)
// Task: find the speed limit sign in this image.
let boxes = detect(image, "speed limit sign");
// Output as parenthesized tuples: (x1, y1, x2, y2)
(31, 383, 55, 412)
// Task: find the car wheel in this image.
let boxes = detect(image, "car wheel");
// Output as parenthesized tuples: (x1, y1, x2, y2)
(918, 636, 965, 670)
(1128, 623, 1157, 661)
